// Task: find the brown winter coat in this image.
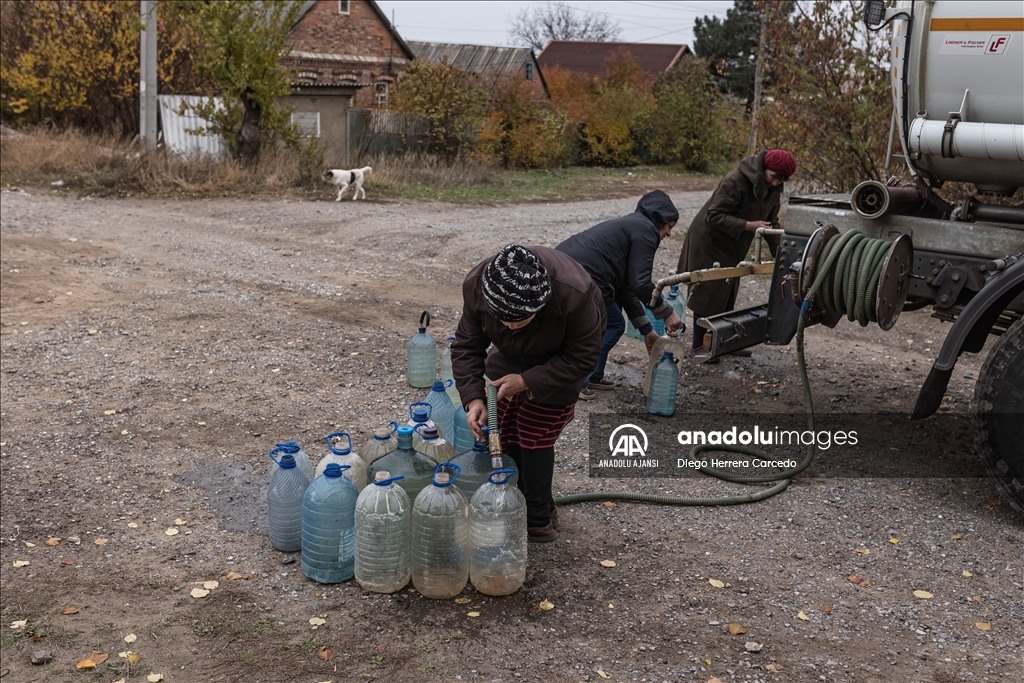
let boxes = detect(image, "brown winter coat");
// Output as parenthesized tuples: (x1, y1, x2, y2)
(451, 246, 606, 407)
(676, 151, 783, 316)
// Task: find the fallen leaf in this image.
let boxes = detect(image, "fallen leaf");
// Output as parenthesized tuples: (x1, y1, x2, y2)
(104, 409, 116, 415)
(608, 603, 614, 609)
(951, 533, 963, 540)
(272, 368, 281, 373)
(113, 679, 126, 683)
(766, 663, 783, 673)
(203, 580, 219, 590)
(30, 635, 41, 642)
(600, 560, 617, 568)
(975, 621, 991, 631)
(226, 571, 252, 580)
(128, 652, 141, 663)
(602, 501, 616, 508)
(821, 605, 833, 613)
(124, 633, 137, 643)
(61, 607, 79, 615)
(709, 678, 724, 683)
(190, 588, 210, 598)
(121, 429, 129, 435)
(147, 674, 164, 682)
(848, 574, 864, 585)
(454, 597, 471, 604)
(962, 570, 973, 577)
(309, 617, 326, 626)
(538, 599, 554, 611)
(60, 559, 75, 566)
(708, 578, 725, 588)
(988, 499, 1000, 506)
(467, 612, 480, 618)
(128, 522, 138, 528)
(318, 645, 333, 661)
(13, 560, 30, 567)
(798, 611, 809, 621)
(91, 652, 109, 664)
(24, 541, 35, 548)
(76, 659, 96, 670)
(597, 671, 610, 679)
(95, 538, 108, 545)
(174, 518, 187, 526)
(913, 590, 933, 599)
(46, 537, 60, 546)
(727, 623, 746, 635)
(745, 641, 763, 652)
(197, 421, 206, 426)
(972, 595, 982, 602)
(854, 548, 870, 555)
(165, 528, 179, 536)
(889, 537, 899, 545)
(10, 620, 27, 630)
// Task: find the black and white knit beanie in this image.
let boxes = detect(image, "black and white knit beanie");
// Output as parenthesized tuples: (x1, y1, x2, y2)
(482, 244, 552, 321)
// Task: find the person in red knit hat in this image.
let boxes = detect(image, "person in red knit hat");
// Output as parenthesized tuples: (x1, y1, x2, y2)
(676, 149, 797, 362)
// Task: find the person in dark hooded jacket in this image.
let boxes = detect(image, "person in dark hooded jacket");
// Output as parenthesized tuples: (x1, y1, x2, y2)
(557, 190, 685, 398)
(676, 149, 796, 359)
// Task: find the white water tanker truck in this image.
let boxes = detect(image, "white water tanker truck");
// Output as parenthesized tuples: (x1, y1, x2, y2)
(659, 0, 1024, 510)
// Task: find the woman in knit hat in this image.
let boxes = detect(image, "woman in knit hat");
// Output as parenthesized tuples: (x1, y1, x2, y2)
(676, 149, 797, 362)
(451, 244, 606, 542)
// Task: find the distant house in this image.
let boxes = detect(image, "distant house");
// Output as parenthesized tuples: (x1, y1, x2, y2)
(279, 0, 415, 166)
(408, 41, 549, 97)
(537, 41, 692, 79)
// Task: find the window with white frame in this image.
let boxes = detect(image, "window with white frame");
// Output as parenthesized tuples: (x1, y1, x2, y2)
(375, 82, 389, 106)
(291, 111, 320, 137)
(338, 0, 349, 13)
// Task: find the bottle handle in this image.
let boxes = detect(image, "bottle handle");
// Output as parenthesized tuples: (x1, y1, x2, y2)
(409, 401, 432, 419)
(433, 461, 461, 486)
(275, 441, 300, 454)
(324, 431, 353, 455)
(322, 463, 352, 477)
(442, 378, 454, 389)
(488, 468, 516, 485)
(373, 474, 405, 486)
(413, 422, 431, 437)
(419, 310, 431, 328)
(268, 446, 288, 467)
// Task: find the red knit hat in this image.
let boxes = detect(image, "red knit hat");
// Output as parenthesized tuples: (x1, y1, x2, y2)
(764, 149, 796, 178)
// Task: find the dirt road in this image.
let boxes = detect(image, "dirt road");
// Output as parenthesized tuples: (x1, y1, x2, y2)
(1, 188, 1020, 682)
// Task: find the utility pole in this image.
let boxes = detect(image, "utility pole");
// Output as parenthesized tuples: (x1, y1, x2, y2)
(746, 1, 769, 157)
(139, 0, 158, 149)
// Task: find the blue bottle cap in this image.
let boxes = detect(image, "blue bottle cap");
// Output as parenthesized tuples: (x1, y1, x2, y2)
(323, 463, 350, 477)
(418, 325, 427, 333)
(421, 427, 439, 440)
(279, 453, 296, 468)
(396, 425, 414, 436)
(662, 351, 674, 359)
(431, 380, 445, 391)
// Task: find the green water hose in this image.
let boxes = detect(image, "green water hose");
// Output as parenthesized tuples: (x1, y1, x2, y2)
(468, 229, 891, 508)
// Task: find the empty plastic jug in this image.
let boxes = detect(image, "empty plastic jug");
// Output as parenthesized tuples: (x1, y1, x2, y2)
(470, 469, 527, 596)
(452, 405, 474, 455)
(361, 422, 398, 465)
(275, 440, 315, 484)
(646, 351, 679, 416)
(406, 402, 437, 451)
(301, 464, 358, 583)
(366, 425, 436, 501)
(415, 425, 456, 463)
(642, 331, 689, 397)
(450, 428, 518, 499)
(407, 310, 437, 388)
(423, 380, 456, 442)
(411, 463, 470, 599)
(317, 431, 367, 491)
(669, 285, 687, 317)
(440, 335, 462, 407)
(354, 471, 412, 593)
(267, 448, 310, 552)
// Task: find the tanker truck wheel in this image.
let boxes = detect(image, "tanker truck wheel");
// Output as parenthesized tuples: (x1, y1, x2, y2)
(974, 316, 1024, 513)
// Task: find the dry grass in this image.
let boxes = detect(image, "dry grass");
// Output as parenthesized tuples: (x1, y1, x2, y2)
(363, 152, 495, 189)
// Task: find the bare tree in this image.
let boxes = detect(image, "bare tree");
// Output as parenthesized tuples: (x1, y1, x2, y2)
(509, 2, 621, 52)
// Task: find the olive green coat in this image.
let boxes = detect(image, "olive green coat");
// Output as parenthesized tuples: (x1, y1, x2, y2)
(676, 151, 783, 316)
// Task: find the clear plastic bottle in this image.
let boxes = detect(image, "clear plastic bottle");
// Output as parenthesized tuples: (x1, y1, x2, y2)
(452, 404, 475, 455)
(423, 380, 456, 442)
(354, 471, 412, 593)
(361, 422, 398, 466)
(669, 285, 687, 317)
(267, 448, 310, 552)
(407, 311, 437, 388)
(274, 440, 315, 484)
(411, 464, 470, 599)
(642, 331, 689, 397)
(406, 402, 437, 451)
(470, 469, 527, 596)
(301, 464, 358, 583)
(366, 425, 437, 502)
(316, 431, 367, 491)
(450, 428, 518, 500)
(414, 425, 456, 463)
(645, 352, 679, 416)
(440, 335, 462, 407)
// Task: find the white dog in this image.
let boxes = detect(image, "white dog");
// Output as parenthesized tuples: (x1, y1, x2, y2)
(323, 166, 372, 201)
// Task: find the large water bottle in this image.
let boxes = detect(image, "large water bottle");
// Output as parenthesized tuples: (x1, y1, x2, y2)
(274, 440, 315, 484)
(406, 402, 437, 451)
(316, 431, 367, 492)
(642, 331, 689, 397)
(354, 471, 412, 593)
(366, 425, 436, 502)
(646, 352, 679, 416)
(470, 469, 527, 596)
(450, 427, 518, 499)
(423, 380, 456, 442)
(361, 422, 398, 466)
(440, 335, 463, 407)
(414, 425, 456, 463)
(407, 311, 437, 388)
(452, 405, 475, 455)
(301, 464, 358, 583)
(267, 448, 311, 552)
(668, 288, 686, 321)
(411, 463, 470, 599)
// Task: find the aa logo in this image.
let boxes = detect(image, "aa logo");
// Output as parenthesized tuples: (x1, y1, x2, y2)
(608, 424, 648, 458)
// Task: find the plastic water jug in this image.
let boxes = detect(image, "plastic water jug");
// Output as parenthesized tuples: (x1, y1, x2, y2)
(646, 351, 679, 416)
(440, 335, 462, 407)
(423, 380, 456, 442)
(316, 431, 367, 491)
(469, 469, 527, 596)
(450, 427, 519, 499)
(642, 331, 689, 396)
(301, 464, 358, 583)
(452, 405, 475, 455)
(668, 285, 687, 319)
(361, 422, 398, 465)
(406, 402, 437, 450)
(274, 440, 315, 484)
(407, 310, 437, 388)
(415, 425, 456, 463)
(354, 471, 412, 593)
(267, 448, 310, 552)
(411, 463, 470, 599)
(646, 306, 666, 336)
(366, 425, 436, 502)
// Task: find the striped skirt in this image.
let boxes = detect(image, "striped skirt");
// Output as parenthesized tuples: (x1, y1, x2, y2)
(496, 393, 575, 450)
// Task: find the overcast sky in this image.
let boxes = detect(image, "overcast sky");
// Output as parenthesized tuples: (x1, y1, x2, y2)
(375, 1, 735, 50)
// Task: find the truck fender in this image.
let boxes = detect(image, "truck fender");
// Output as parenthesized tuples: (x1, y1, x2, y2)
(912, 258, 1024, 420)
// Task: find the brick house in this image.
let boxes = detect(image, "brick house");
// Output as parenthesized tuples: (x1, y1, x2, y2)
(280, 0, 415, 166)
(408, 41, 550, 98)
